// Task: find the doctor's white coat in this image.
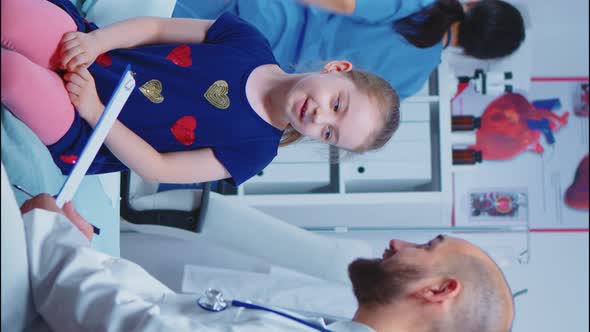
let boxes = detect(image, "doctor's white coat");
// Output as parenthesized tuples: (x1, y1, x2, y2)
(0, 164, 373, 332)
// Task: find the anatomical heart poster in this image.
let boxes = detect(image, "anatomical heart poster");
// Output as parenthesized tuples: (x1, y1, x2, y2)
(451, 80, 588, 229)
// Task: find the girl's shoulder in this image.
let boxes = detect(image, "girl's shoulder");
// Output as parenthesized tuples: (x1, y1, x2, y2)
(207, 13, 277, 65)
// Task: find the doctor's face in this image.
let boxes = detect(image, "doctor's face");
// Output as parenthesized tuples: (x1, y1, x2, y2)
(285, 61, 383, 152)
(348, 235, 508, 303)
(348, 235, 458, 305)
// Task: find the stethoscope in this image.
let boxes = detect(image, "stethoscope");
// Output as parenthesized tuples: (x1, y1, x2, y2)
(197, 288, 333, 332)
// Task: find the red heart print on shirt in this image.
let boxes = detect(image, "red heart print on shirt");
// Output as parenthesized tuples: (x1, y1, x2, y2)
(60, 155, 78, 164)
(170, 116, 197, 146)
(166, 45, 192, 67)
(96, 53, 112, 67)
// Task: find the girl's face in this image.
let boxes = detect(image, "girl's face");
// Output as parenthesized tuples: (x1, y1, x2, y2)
(285, 62, 382, 151)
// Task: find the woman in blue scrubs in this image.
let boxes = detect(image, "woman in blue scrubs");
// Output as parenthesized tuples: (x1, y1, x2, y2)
(173, 0, 525, 99)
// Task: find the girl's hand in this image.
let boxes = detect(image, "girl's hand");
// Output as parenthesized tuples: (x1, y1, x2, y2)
(64, 67, 103, 125)
(59, 31, 101, 71)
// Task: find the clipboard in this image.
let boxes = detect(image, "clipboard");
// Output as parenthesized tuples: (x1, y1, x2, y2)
(55, 64, 136, 208)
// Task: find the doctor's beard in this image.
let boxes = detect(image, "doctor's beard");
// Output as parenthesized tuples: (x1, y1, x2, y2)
(348, 257, 424, 306)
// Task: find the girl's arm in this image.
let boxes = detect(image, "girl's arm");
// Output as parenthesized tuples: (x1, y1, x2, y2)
(298, 0, 355, 13)
(60, 18, 214, 70)
(65, 68, 230, 184)
(100, 116, 230, 183)
(92, 17, 215, 53)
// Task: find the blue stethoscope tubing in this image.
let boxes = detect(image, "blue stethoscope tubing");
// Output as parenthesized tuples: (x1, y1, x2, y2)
(198, 299, 333, 332)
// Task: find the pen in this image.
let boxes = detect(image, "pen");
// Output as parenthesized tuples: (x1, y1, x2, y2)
(13, 184, 35, 197)
(12, 184, 101, 236)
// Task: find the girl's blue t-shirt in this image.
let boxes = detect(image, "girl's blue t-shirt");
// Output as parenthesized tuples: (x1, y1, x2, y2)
(172, 0, 440, 99)
(47, 0, 283, 186)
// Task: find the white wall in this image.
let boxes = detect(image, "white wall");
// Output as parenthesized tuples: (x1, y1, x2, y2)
(507, 232, 589, 332)
(519, 0, 589, 77)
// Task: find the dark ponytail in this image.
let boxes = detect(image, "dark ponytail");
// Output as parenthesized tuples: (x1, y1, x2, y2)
(393, 0, 464, 49)
(458, 0, 525, 59)
(394, 0, 526, 59)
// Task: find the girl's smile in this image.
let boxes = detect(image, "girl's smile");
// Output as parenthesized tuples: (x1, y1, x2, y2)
(298, 97, 309, 123)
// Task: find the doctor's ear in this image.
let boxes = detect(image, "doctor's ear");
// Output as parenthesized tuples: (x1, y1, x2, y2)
(415, 278, 462, 303)
(322, 60, 353, 73)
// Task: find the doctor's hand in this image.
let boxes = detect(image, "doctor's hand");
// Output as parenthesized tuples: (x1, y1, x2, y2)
(20, 194, 94, 242)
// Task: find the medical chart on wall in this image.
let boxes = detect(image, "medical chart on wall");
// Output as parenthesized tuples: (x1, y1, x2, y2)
(450, 79, 589, 230)
(529, 80, 589, 228)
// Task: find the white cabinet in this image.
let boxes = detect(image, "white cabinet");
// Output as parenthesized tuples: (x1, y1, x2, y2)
(273, 140, 328, 163)
(243, 163, 330, 195)
(341, 120, 433, 192)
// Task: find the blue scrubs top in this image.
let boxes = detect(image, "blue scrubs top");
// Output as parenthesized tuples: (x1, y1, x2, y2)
(173, 0, 441, 99)
(47, 0, 283, 186)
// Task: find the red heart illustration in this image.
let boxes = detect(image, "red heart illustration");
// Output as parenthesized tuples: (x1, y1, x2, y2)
(60, 154, 78, 164)
(166, 45, 192, 67)
(470, 93, 569, 160)
(565, 154, 589, 210)
(170, 116, 197, 146)
(96, 53, 112, 67)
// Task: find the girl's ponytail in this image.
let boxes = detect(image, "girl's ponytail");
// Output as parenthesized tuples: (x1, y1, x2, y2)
(393, 0, 464, 49)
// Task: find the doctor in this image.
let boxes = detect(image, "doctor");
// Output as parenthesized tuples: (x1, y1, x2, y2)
(1, 163, 514, 331)
(172, 0, 525, 99)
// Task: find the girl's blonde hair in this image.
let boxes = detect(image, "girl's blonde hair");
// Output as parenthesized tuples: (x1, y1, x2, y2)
(279, 69, 400, 153)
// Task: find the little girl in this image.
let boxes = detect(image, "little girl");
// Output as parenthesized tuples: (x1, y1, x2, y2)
(1, 0, 400, 187)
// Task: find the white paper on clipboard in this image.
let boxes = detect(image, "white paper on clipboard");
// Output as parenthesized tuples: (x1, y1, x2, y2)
(55, 64, 136, 208)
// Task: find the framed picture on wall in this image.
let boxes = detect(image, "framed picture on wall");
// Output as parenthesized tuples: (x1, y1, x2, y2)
(460, 188, 529, 226)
